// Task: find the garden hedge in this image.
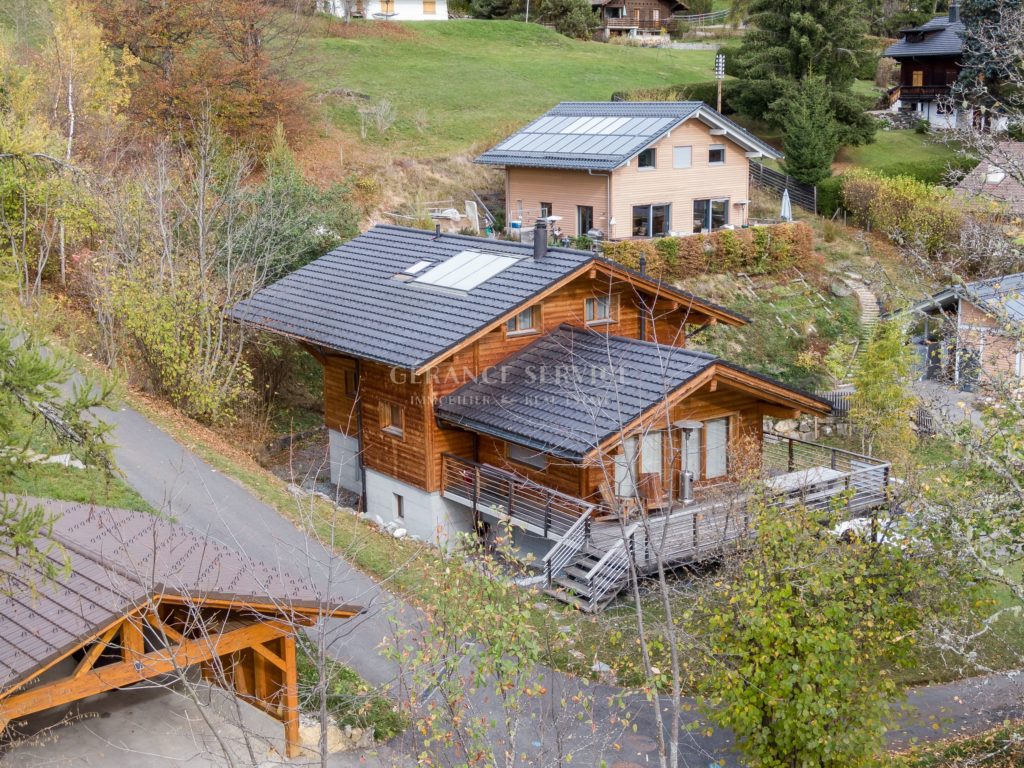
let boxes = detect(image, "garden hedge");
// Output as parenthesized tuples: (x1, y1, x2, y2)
(600, 222, 818, 280)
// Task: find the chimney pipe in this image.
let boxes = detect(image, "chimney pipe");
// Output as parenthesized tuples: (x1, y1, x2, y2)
(433, 223, 441, 240)
(639, 253, 647, 275)
(948, 2, 958, 22)
(533, 219, 548, 260)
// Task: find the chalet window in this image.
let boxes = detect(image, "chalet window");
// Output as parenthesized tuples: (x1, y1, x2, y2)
(540, 202, 553, 218)
(380, 0, 395, 13)
(693, 198, 728, 233)
(912, 70, 924, 87)
(708, 144, 726, 165)
(632, 204, 670, 237)
(508, 443, 547, 469)
(585, 294, 617, 325)
(704, 418, 729, 479)
(673, 146, 692, 169)
(380, 402, 404, 437)
(423, 0, 436, 12)
(638, 148, 656, 169)
(577, 205, 594, 235)
(640, 431, 663, 480)
(343, 368, 358, 397)
(506, 305, 539, 335)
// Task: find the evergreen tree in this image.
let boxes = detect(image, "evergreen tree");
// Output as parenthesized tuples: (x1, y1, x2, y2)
(740, 0, 872, 88)
(782, 77, 840, 184)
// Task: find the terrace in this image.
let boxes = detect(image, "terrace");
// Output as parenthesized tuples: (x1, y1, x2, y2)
(441, 432, 891, 611)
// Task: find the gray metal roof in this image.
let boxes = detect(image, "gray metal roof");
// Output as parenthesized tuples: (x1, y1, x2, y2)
(475, 101, 781, 171)
(885, 14, 964, 58)
(0, 499, 362, 693)
(435, 325, 718, 459)
(906, 272, 1024, 324)
(229, 225, 747, 371)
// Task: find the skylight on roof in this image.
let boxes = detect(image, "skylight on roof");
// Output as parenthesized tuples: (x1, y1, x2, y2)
(413, 250, 519, 291)
(404, 260, 432, 274)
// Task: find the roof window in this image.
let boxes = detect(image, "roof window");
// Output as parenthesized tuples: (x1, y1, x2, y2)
(413, 250, 520, 291)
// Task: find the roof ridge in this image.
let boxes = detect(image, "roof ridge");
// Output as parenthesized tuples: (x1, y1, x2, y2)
(371, 223, 593, 257)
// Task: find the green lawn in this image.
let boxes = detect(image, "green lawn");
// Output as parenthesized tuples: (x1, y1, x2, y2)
(293, 19, 717, 157)
(835, 129, 956, 174)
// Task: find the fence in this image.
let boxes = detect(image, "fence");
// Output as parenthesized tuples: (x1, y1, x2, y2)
(673, 8, 730, 24)
(750, 161, 818, 214)
(814, 389, 852, 417)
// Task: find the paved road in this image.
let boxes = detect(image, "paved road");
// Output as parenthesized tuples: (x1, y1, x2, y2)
(90, 398, 1023, 766)
(99, 402, 411, 688)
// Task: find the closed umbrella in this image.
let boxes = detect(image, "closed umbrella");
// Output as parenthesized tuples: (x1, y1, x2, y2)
(780, 188, 793, 222)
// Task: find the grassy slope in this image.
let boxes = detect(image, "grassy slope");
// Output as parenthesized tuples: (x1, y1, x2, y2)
(293, 20, 716, 157)
(835, 129, 953, 173)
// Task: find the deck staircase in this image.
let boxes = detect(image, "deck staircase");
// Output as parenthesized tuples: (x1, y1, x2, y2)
(441, 434, 892, 612)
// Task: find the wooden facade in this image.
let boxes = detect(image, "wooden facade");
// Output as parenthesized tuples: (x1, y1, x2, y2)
(505, 122, 754, 239)
(319, 264, 748, 498)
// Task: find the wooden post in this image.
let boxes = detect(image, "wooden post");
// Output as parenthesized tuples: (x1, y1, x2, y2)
(282, 634, 301, 759)
(507, 478, 514, 521)
(120, 618, 145, 663)
(543, 492, 552, 537)
(788, 438, 795, 472)
(830, 448, 837, 470)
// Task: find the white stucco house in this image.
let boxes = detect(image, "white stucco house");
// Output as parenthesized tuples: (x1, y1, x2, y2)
(322, 0, 448, 20)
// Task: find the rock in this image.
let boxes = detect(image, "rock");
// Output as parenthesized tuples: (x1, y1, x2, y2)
(393, 527, 407, 539)
(773, 419, 799, 434)
(591, 661, 611, 674)
(287, 483, 307, 498)
(820, 425, 834, 437)
(830, 280, 853, 298)
(798, 420, 813, 433)
(296, 718, 375, 755)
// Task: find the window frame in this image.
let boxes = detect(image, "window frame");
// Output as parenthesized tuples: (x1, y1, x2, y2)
(423, 0, 437, 12)
(343, 368, 358, 398)
(672, 145, 692, 169)
(912, 70, 924, 87)
(692, 197, 729, 233)
(703, 417, 730, 480)
(585, 294, 618, 326)
(380, 401, 405, 438)
(394, 493, 405, 519)
(632, 203, 671, 237)
(380, 0, 395, 13)
(540, 202, 553, 218)
(637, 147, 657, 170)
(708, 144, 726, 166)
(506, 305, 541, 337)
(507, 442, 548, 470)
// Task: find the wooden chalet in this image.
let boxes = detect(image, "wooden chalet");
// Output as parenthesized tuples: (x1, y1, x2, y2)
(0, 499, 362, 755)
(590, 0, 687, 38)
(232, 224, 891, 610)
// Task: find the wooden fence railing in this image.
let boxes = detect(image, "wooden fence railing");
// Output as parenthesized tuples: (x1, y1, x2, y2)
(750, 161, 818, 214)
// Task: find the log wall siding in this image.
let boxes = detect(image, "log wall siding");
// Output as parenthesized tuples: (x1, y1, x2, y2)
(611, 123, 751, 237)
(477, 436, 586, 498)
(958, 300, 1022, 387)
(324, 355, 359, 436)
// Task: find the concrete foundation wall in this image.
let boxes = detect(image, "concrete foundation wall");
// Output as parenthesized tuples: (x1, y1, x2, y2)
(328, 429, 363, 494)
(363, 468, 474, 548)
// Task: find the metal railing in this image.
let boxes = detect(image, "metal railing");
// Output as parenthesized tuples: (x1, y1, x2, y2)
(673, 8, 730, 24)
(750, 161, 818, 214)
(441, 453, 595, 539)
(584, 522, 639, 608)
(604, 16, 674, 30)
(542, 510, 593, 585)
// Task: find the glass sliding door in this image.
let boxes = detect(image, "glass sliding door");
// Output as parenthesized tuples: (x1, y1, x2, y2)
(693, 198, 729, 232)
(632, 204, 671, 237)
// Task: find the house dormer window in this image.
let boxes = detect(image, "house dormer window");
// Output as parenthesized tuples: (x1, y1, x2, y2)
(638, 148, 656, 169)
(708, 145, 726, 165)
(507, 305, 540, 336)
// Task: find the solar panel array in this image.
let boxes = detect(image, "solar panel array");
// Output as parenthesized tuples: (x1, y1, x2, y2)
(414, 250, 521, 291)
(476, 102, 705, 170)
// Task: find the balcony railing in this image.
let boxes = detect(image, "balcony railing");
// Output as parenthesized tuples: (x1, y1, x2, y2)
(604, 16, 675, 31)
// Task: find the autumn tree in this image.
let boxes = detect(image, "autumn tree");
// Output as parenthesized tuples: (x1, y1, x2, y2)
(850, 319, 918, 458)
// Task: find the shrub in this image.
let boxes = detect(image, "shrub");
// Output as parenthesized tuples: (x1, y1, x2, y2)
(841, 169, 987, 259)
(816, 176, 844, 217)
(914, 119, 930, 134)
(600, 222, 818, 280)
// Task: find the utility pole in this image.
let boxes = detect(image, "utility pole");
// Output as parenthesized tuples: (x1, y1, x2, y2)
(715, 53, 725, 112)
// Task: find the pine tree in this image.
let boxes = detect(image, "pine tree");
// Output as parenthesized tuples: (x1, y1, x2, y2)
(782, 77, 840, 185)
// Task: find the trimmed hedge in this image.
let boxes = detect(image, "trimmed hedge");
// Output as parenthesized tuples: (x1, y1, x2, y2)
(600, 222, 818, 280)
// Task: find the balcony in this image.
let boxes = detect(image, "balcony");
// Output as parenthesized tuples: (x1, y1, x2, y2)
(603, 16, 675, 32)
(441, 434, 891, 611)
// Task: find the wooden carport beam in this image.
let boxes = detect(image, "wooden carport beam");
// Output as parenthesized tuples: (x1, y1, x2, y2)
(0, 617, 302, 757)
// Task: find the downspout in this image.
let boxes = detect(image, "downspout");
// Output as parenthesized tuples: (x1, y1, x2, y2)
(638, 253, 647, 341)
(355, 358, 367, 512)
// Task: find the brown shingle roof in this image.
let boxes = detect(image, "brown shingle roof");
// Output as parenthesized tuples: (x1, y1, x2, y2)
(0, 499, 362, 693)
(957, 142, 1024, 215)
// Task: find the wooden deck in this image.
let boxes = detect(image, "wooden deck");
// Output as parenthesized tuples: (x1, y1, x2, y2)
(441, 433, 892, 611)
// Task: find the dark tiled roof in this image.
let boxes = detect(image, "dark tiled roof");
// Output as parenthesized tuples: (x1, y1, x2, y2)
(0, 499, 361, 693)
(475, 101, 781, 171)
(435, 325, 718, 458)
(907, 272, 1024, 324)
(229, 225, 747, 371)
(884, 14, 964, 58)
